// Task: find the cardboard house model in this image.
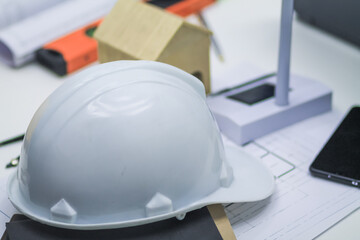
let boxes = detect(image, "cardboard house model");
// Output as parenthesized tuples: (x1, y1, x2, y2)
(94, 0, 212, 93)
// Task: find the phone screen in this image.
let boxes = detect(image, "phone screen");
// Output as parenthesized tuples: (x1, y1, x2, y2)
(310, 106, 360, 187)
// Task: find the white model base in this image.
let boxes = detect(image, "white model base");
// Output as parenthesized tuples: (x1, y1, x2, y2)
(207, 74, 332, 145)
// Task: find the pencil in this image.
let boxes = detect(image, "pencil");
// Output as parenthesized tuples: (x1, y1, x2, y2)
(197, 12, 224, 62)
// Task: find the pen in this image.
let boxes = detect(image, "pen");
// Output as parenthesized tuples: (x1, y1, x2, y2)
(6, 155, 20, 168)
(197, 12, 224, 62)
(0, 134, 25, 147)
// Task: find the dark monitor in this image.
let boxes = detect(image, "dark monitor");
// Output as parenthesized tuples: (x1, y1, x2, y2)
(295, 0, 360, 47)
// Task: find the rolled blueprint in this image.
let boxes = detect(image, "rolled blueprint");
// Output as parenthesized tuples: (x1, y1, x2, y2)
(0, 0, 65, 30)
(0, 0, 117, 67)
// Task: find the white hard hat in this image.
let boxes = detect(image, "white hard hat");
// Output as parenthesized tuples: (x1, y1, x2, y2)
(8, 61, 274, 230)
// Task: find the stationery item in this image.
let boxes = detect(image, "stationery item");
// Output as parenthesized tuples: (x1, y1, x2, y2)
(196, 12, 224, 62)
(208, 204, 236, 240)
(310, 106, 360, 187)
(0, 134, 24, 169)
(5, 156, 20, 169)
(0, 134, 24, 147)
(36, 20, 102, 76)
(3, 208, 222, 240)
(0, 0, 117, 67)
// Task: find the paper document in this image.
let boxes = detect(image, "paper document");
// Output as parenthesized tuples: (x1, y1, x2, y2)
(0, 174, 17, 234)
(0, 0, 117, 67)
(0, 0, 64, 30)
(223, 111, 360, 240)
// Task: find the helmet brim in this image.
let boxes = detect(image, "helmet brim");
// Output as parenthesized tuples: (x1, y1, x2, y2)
(200, 145, 275, 204)
(8, 145, 274, 230)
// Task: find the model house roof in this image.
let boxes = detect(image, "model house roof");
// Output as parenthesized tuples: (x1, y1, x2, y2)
(94, 0, 211, 60)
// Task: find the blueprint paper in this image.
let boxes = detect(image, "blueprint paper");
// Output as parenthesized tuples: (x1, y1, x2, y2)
(0, 0, 117, 67)
(0, 174, 17, 234)
(207, 64, 360, 239)
(0, 0, 65, 30)
(223, 111, 360, 240)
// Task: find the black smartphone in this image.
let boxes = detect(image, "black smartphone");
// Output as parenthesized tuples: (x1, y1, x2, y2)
(310, 106, 360, 187)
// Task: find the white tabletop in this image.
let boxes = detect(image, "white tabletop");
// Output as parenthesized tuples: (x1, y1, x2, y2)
(0, 0, 359, 238)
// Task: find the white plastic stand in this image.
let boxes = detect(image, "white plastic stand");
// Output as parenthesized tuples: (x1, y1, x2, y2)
(207, 74, 332, 145)
(207, 0, 332, 145)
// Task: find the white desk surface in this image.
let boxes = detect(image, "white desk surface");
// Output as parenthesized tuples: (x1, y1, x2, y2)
(0, 0, 359, 238)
